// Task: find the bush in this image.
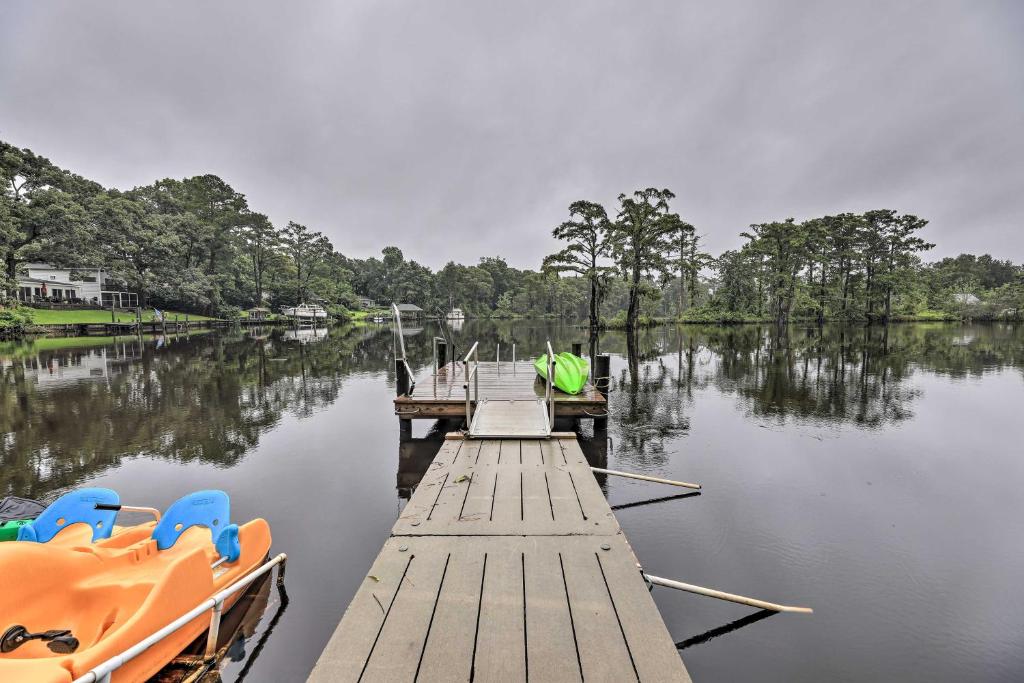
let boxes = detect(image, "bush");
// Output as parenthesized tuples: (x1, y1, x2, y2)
(0, 306, 33, 335)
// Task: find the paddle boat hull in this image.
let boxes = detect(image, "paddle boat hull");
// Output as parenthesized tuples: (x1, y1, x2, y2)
(0, 491, 272, 683)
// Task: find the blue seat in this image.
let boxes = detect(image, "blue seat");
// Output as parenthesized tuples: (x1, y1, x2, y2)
(151, 490, 240, 562)
(17, 488, 119, 543)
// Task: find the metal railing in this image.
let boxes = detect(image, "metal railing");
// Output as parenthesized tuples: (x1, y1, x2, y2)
(72, 553, 288, 683)
(545, 341, 556, 430)
(462, 341, 480, 427)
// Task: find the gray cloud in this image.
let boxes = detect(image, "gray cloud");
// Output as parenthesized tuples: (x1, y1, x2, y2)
(2, 0, 1022, 268)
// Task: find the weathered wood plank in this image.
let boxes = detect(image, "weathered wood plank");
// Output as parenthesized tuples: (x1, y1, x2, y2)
(473, 546, 528, 681)
(393, 437, 617, 536)
(360, 548, 449, 680)
(415, 547, 486, 682)
(311, 537, 689, 683)
(560, 545, 639, 682)
(596, 540, 692, 683)
(523, 542, 584, 683)
(311, 436, 691, 683)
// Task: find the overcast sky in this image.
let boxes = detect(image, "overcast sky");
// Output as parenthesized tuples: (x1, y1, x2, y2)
(1, 1, 1021, 269)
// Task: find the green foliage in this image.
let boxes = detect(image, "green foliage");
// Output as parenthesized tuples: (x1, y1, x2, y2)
(543, 200, 614, 328)
(0, 306, 32, 334)
(3, 137, 1021, 329)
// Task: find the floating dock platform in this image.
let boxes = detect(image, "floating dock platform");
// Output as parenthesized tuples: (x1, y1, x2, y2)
(395, 359, 608, 423)
(308, 435, 691, 682)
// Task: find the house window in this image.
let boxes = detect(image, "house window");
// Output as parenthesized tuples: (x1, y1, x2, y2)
(18, 287, 31, 301)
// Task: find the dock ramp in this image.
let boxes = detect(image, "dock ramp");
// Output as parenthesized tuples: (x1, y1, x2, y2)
(469, 398, 551, 438)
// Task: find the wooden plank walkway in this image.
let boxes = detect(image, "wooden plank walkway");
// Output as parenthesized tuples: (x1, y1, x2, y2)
(309, 437, 690, 683)
(395, 361, 606, 420)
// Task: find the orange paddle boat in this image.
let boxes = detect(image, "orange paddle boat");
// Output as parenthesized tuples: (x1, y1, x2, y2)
(0, 488, 273, 683)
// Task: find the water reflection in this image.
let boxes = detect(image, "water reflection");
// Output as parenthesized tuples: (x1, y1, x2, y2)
(0, 321, 1021, 681)
(0, 325, 390, 498)
(3, 322, 1019, 502)
(608, 322, 1024, 456)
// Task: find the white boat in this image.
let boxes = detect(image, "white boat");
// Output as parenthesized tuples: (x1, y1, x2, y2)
(281, 303, 328, 319)
(446, 307, 465, 320)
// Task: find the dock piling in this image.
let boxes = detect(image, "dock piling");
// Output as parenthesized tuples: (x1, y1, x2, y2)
(593, 353, 611, 430)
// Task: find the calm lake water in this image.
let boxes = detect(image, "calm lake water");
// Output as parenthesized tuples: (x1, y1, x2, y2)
(2, 321, 1022, 682)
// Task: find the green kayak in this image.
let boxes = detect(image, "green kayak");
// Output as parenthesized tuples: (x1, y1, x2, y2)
(535, 352, 590, 395)
(0, 495, 45, 542)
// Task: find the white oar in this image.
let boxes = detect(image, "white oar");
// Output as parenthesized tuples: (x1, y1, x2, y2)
(591, 467, 701, 490)
(644, 573, 813, 614)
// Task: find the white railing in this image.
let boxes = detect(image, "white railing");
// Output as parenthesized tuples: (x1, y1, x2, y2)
(545, 341, 556, 430)
(462, 341, 480, 427)
(72, 553, 288, 683)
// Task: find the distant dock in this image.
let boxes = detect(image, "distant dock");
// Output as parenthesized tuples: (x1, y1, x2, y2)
(393, 338, 609, 436)
(309, 433, 691, 681)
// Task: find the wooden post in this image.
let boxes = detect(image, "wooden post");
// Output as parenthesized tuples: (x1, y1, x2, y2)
(397, 358, 413, 437)
(396, 358, 410, 396)
(437, 340, 447, 369)
(572, 342, 582, 356)
(593, 353, 610, 431)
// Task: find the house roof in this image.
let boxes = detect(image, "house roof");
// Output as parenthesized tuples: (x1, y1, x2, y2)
(17, 276, 76, 287)
(23, 263, 105, 271)
(395, 303, 424, 312)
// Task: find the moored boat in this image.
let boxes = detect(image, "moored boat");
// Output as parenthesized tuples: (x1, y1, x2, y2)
(534, 351, 590, 395)
(281, 302, 327, 319)
(0, 488, 273, 683)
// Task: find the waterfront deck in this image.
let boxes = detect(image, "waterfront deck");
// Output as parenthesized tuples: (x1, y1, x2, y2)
(394, 360, 607, 420)
(308, 436, 690, 682)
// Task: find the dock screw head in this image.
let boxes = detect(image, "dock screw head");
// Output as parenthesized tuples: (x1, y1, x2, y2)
(601, 543, 611, 551)
(399, 545, 409, 552)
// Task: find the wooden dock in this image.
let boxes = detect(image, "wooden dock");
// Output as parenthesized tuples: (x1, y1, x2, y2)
(308, 436, 690, 682)
(394, 360, 607, 421)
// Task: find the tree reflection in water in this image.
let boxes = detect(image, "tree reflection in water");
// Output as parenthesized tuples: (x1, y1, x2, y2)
(605, 322, 1022, 463)
(0, 324, 393, 499)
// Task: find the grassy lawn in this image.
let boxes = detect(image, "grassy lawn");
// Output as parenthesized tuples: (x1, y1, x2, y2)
(30, 309, 216, 325)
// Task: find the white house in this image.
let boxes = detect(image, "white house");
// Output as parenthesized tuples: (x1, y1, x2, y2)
(16, 264, 138, 308)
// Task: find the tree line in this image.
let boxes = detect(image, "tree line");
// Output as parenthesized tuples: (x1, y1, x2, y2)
(3, 139, 1021, 324)
(545, 189, 1023, 328)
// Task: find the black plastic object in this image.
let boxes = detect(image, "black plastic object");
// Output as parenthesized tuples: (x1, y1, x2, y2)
(1, 625, 79, 654)
(46, 633, 79, 654)
(0, 496, 45, 524)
